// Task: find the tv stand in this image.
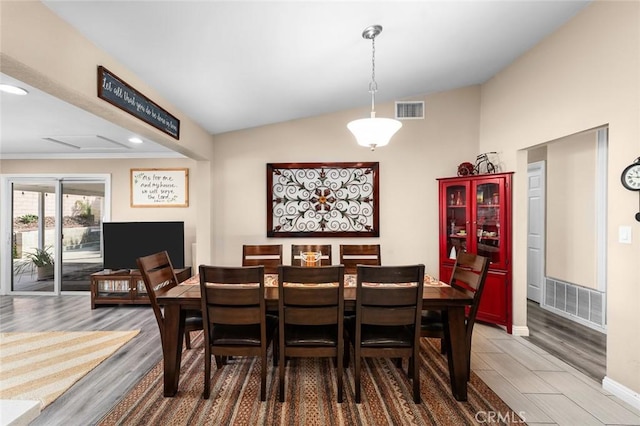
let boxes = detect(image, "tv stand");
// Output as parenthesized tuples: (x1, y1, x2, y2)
(90, 267, 192, 309)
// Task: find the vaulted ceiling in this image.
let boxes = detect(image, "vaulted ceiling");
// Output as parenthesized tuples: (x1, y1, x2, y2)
(0, 1, 590, 159)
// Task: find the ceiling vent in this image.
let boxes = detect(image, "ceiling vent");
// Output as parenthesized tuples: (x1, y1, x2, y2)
(395, 101, 424, 120)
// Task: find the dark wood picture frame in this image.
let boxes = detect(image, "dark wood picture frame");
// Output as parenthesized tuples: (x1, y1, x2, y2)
(97, 66, 180, 139)
(267, 162, 379, 238)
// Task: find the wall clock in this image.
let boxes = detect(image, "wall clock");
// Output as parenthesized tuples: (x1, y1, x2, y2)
(621, 157, 640, 191)
(621, 157, 640, 222)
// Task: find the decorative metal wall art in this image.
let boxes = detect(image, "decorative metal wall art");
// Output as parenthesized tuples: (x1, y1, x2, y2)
(267, 162, 379, 237)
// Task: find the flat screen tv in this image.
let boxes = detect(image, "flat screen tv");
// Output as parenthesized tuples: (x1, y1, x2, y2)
(103, 221, 185, 270)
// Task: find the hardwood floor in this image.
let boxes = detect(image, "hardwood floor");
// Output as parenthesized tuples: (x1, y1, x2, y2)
(2, 295, 638, 426)
(0, 294, 163, 425)
(524, 299, 606, 382)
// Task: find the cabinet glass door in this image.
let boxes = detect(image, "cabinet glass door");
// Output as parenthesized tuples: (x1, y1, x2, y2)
(445, 183, 469, 260)
(475, 181, 504, 266)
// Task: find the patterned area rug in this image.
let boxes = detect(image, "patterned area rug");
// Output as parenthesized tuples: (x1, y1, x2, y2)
(100, 332, 524, 425)
(0, 330, 139, 408)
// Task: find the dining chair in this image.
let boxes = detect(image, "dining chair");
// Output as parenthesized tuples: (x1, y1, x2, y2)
(339, 244, 381, 274)
(277, 265, 345, 402)
(136, 251, 202, 349)
(242, 244, 283, 274)
(345, 264, 425, 403)
(420, 251, 489, 380)
(199, 265, 277, 400)
(290, 244, 332, 266)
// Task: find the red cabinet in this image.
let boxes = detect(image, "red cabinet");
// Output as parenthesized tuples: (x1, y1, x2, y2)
(437, 172, 513, 333)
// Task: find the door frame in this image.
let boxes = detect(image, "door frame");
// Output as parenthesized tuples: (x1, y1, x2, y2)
(0, 174, 111, 295)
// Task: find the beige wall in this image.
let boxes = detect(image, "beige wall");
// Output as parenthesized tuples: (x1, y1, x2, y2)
(2, 0, 639, 402)
(0, 158, 199, 267)
(0, 1, 216, 265)
(546, 132, 597, 289)
(211, 87, 481, 273)
(479, 0, 640, 394)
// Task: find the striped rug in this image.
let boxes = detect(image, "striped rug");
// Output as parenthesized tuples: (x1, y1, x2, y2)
(100, 332, 524, 425)
(0, 330, 139, 408)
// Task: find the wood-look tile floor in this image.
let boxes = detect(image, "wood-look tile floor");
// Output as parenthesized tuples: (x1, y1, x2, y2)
(472, 323, 640, 425)
(1, 295, 639, 425)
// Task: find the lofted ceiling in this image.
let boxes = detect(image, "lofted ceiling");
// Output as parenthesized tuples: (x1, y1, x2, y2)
(0, 1, 591, 159)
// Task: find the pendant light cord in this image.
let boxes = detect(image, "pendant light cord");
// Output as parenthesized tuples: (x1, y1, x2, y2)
(369, 35, 378, 116)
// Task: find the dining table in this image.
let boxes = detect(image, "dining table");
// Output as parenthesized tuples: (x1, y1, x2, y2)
(156, 274, 474, 401)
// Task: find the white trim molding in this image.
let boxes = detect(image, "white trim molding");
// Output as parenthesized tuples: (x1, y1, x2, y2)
(602, 376, 640, 412)
(511, 325, 530, 336)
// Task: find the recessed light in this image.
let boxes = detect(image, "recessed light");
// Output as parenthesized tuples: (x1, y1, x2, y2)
(128, 137, 143, 144)
(0, 84, 29, 95)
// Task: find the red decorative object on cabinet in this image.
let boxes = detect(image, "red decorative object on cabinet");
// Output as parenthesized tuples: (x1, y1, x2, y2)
(437, 172, 513, 333)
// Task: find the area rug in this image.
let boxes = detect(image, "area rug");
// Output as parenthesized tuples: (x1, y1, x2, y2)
(0, 330, 139, 408)
(100, 332, 525, 425)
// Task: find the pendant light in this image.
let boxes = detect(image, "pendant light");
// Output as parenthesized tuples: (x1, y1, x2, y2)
(347, 25, 402, 151)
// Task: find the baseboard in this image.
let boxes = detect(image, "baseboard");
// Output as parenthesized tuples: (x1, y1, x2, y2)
(602, 376, 640, 411)
(511, 325, 529, 336)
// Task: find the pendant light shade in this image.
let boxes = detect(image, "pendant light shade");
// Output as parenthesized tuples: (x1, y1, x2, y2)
(347, 25, 402, 151)
(347, 115, 402, 149)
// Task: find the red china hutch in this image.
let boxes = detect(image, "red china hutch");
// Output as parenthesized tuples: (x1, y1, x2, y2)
(437, 172, 513, 333)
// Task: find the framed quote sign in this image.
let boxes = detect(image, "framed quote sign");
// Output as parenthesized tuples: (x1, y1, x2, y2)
(267, 162, 379, 237)
(130, 168, 189, 207)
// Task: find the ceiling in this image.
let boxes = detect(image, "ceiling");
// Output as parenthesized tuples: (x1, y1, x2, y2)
(0, 1, 590, 159)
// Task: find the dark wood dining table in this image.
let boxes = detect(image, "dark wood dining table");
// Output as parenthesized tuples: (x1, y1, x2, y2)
(156, 274, 473, 401)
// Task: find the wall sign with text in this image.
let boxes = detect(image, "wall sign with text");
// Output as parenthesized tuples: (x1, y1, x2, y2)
(267, 162, 379, 237)
(130, 168, 189, 207)
(98, 66, 180, 139)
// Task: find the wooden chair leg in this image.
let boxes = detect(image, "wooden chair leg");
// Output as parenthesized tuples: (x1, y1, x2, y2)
(272, 337, 279, 367)
(412, 354, 420, 403)
(261, 353, 267, 401)
(185, 331, 192, 349)
(337, 344, 344, 403)
(215, 356, 223, 369)
(203, 346, 211, 399)
(279, 344, 286, 402)
(355, 351, 362, 403)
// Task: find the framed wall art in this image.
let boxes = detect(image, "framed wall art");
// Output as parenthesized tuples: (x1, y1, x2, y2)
(267, 162, 379, 237)
(130, 168, 189, 207)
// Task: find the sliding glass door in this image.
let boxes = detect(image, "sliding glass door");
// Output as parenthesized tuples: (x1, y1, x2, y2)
(3, 175, 110, 295)
(61, 181, 106, 291)
(11, 181, 56, 292)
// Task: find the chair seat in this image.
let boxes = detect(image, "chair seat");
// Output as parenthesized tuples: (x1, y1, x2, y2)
(284, 324, 338, 346)
(360, 325, 413, 347)
(346, 316, 413, 347)
(211, 316, 277, 346)
(185, 313, 203, 328)
(420, 310, 444, 333)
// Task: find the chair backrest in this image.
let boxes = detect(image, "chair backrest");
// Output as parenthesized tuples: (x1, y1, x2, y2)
(355, 265, 425, 331)
(278, 265, 344, 328)
(449, 252, 490, 333)
(242, 244, 283, 273)
(290, 244, 332, 266)
(199, 265, 265, 331)
(136, 251, 180, 343)
(339, 244, 381, 274)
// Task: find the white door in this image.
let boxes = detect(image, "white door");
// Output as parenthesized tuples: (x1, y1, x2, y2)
(527, 162, 545, 303)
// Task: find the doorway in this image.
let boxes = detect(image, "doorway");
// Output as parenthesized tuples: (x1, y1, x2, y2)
(2, 175, 110, 294)
(524, 128, 608, 380)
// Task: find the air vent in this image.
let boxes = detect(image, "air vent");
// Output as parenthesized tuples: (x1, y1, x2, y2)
(543, 277, 605, 331)
(395, 101, 424, 120)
